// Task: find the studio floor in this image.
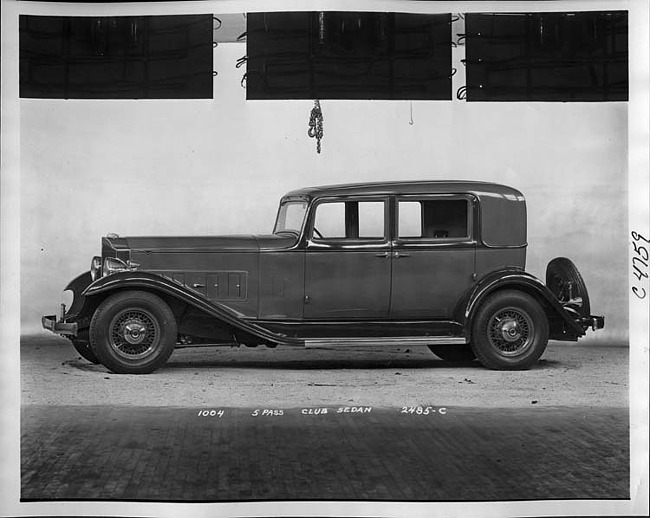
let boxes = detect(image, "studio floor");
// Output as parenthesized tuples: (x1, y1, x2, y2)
(19, 335, 630, 502)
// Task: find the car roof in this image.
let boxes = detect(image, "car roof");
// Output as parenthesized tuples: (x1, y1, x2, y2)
(281, 180, 524, 200)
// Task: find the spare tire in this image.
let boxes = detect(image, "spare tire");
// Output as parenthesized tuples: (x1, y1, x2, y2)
(545, 257, 590, 318)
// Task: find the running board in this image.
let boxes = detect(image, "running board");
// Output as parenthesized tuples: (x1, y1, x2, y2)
(304, 336, 467, 348)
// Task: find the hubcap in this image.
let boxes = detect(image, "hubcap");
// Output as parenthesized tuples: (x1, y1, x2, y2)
(123, 321, 147, 345)
(488, 308, 534, 356)
(109, 309, 160, 360)
(498, 318, 522, 343)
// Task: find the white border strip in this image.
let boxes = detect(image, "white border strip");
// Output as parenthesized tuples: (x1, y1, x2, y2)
(16, 0, 631, 16)
(627, 0, 650, 513)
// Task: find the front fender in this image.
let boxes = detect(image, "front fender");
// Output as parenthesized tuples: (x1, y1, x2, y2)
(82, 271, 302, 346)
(64, 271, 93, 319)
(457, 268, 585, 340)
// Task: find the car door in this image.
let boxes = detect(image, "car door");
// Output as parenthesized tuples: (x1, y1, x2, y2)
(389, 194, 477, 319)
(303, 197, 391, 320)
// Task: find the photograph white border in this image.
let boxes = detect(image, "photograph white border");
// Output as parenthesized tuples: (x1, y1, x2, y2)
(2, 0, 648, 516)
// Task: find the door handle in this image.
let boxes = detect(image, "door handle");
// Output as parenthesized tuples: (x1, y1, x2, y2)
(192, 283, 206, 288)
(374, 252, 389, 258)
(394, 252, 410, 259)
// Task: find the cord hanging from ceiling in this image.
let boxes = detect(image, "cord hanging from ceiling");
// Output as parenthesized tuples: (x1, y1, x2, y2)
(307, 100, 324, 154)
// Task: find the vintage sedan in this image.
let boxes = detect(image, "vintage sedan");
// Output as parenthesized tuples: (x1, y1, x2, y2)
(43, 181, 604, 374)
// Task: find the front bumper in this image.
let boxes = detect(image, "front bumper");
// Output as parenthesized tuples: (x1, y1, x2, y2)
(42, 315, 78, 336)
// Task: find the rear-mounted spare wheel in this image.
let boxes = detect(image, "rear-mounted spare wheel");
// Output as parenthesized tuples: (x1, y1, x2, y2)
(90, 290, 177, 374)
(546, 257, 591, 321)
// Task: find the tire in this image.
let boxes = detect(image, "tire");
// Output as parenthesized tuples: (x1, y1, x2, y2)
(546, 257, 590, 318)
(428, 345, 476, 362)
(89, 290, 177, 374)
(471, 290, 549, 370)
(70, 339, 100, 364)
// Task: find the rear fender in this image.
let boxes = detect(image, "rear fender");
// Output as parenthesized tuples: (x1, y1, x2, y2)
(458, 268, 585, 341)
(81, 271, 301, 346)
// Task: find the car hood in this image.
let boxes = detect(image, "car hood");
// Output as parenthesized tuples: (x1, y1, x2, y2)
(122, 234, 296, 253)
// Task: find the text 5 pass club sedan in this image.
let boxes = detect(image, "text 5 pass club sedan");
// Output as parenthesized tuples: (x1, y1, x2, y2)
(43, 181, 604, 374)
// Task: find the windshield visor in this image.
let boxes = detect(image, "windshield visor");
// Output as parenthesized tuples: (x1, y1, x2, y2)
(274, 201, 308, 234)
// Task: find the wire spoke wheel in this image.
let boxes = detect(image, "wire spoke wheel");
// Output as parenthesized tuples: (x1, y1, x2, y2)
(471, 290, 549, 370)
(109, 309, 160, 360)
(90, 290, 177, 374)
(487, 308, 534, 356)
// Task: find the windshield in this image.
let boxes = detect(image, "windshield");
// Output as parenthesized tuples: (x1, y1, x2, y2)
(274, 200, 308, 235)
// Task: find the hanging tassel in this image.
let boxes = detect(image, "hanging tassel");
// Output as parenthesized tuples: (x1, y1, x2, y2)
(307, 100, 324, 154)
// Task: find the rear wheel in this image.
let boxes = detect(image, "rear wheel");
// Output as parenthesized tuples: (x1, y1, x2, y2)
(428, 345, 476, 362)
(471, 290, 549, 370)
(90, 291, 177, 374)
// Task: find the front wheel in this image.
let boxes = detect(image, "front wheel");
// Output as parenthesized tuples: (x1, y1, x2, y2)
(471, 290, 549, 370)
(89, 290, 177, 374)
(70, 339, 100, 364)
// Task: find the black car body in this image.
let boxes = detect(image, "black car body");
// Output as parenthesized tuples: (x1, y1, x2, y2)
(43, 181, 604, 373)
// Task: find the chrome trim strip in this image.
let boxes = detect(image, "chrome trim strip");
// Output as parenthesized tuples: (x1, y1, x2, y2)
(304, 336, 467, 348)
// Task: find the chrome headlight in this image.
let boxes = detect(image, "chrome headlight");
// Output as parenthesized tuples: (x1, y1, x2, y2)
(103, 256, 140, 276)
(90, 256, 102, 281)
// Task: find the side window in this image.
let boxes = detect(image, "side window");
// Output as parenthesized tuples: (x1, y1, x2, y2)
(358, 202, 384, 237)
(313, 200, 385, 240)
(313, 202, 346, 238)
(398, 201, 422, 238)
(398, 199, 469, 239)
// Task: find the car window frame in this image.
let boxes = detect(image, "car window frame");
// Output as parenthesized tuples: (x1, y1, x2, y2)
(306, 195, 391, 248)
(393, 193, 476, 245)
